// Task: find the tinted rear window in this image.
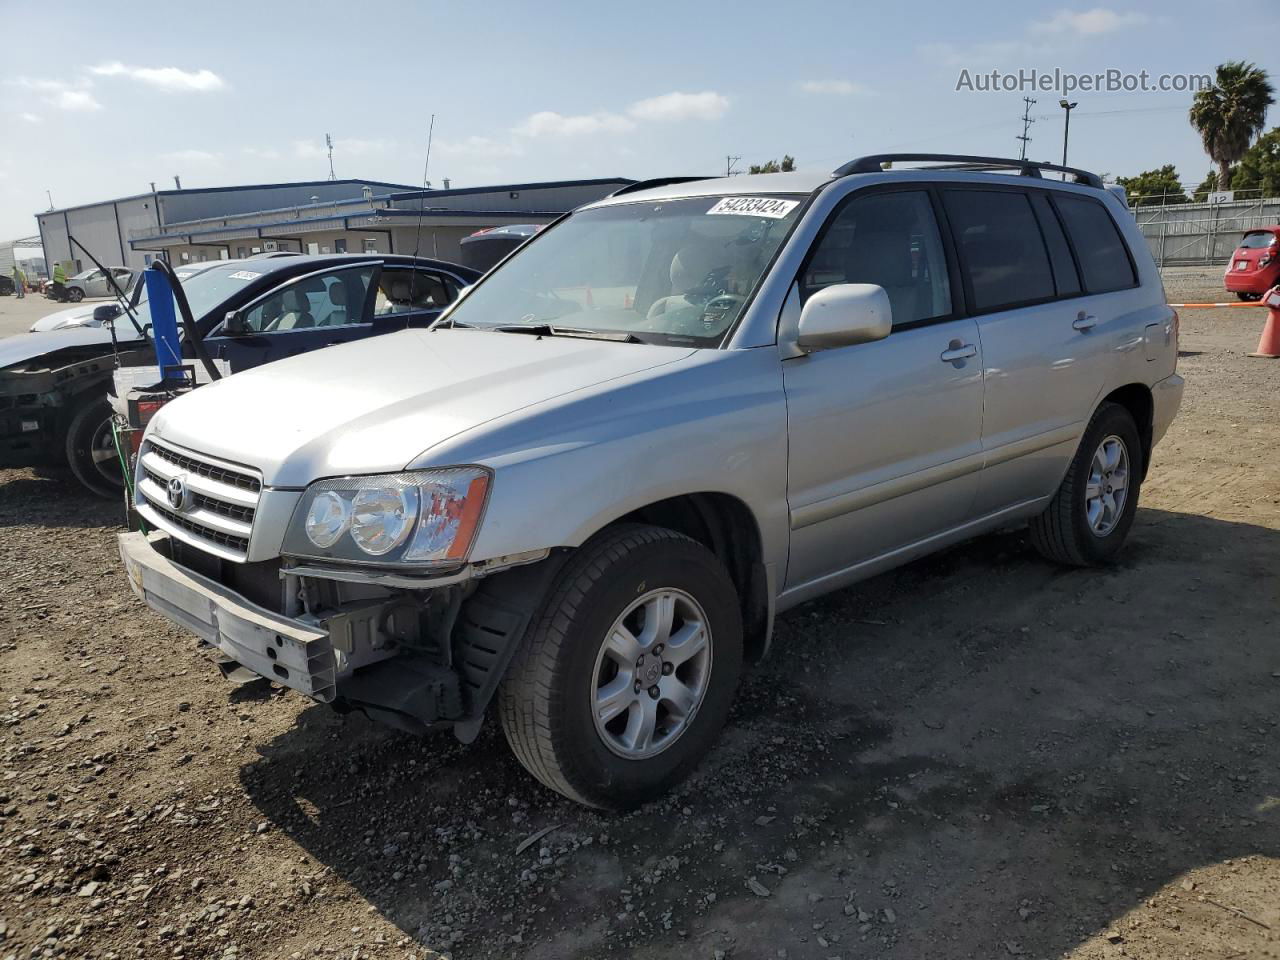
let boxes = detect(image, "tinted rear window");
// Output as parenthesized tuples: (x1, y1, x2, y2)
(944, 190, 1055, 312)
(1239, 231, 1277, 250)
(1054, 195, 1137, 293)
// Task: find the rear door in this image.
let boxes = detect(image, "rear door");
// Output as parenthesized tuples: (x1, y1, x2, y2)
(370, 265, 463, 331)
(943, 187, 1126, 516)
(782, 187, 986, 589)
(204, 263, 379, 373)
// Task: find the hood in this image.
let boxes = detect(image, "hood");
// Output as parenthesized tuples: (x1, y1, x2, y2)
(29, 305, 100, 332)
(148, 328, 696, 487)
(0, 325, 117, 369)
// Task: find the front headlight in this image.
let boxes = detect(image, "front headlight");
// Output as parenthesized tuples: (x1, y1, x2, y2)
(284, 467, 491, 568)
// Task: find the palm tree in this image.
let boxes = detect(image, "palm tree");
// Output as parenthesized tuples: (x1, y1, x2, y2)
(1189, 61, 1275, 190)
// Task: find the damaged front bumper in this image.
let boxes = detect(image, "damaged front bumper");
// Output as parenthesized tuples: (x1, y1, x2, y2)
(118, 531, 555, 738)
(119, 530, 339, 701)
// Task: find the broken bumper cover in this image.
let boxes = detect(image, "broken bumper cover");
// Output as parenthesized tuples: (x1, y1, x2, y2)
(118, 531, 337, 702)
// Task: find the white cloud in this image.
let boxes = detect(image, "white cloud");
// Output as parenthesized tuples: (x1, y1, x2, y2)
(292, 137, 393, 159)
(90, 62, 225, 92)
(1030, 7, 1148, 35)
(514, 90, 730, 138)
(798, 79, 872, 96)
(241, 146, 282, 161)
(435, 135, 525, 160)
(627, 91, 729, 122)
(19, 112, 42, 124)
(514, 110, 635, 137)
(162, 149, 221, 164)
(52, 90, 102, 111)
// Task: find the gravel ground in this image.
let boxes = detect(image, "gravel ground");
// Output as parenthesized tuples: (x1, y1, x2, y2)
(1, 272, 1279, 960)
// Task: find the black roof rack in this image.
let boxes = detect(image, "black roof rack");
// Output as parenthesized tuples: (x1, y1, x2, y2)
(833, 154, 1104, 189)
(609, 176, 712, 197)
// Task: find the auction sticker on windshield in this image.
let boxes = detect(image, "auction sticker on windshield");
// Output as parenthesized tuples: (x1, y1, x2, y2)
(707, 197, 800, 219)
(227, 271, 262, 281)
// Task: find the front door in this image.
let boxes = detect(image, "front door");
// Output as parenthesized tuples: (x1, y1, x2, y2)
(204, 264, 378, 373)
(782, 188, 985, 591)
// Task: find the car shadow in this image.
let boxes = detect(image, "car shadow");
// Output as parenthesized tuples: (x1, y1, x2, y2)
(239, 506, 1280, 958)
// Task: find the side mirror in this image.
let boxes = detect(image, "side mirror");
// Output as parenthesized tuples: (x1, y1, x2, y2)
(91, 304, 121, 325)
(221, 310, 251, 336)
(796, 283, 892, 352)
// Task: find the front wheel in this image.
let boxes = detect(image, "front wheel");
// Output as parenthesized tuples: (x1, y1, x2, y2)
(65, 396, 124, 499)
(498, 524, 743, 809)
(1029, 402, 1142, 566)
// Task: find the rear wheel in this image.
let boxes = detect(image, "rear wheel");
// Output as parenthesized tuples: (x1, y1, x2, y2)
(67, 286, 84, 303)
(1237, 292, 1262, 302)
(498, 524, 743, 809)
(65, 396, 123, 499)
(1029, 402, 1142, 566)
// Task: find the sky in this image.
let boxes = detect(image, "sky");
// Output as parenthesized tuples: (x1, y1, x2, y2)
(1, 0, 1277, 240)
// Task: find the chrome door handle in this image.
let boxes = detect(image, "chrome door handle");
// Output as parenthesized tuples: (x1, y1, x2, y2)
(1072, 312, 1097, 331)
(940, 343, 977, 363)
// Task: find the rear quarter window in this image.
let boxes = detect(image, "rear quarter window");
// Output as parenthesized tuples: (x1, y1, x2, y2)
(1053, 195, 1138, 293)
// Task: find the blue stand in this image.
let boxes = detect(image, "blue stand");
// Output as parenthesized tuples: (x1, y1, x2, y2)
(143, 266, 183, 379)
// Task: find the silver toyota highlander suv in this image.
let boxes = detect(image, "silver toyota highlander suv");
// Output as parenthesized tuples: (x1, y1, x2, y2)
(118, 154, 1183, 809)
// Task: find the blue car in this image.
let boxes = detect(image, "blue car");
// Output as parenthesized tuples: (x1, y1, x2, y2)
(0, 254, 480, 497)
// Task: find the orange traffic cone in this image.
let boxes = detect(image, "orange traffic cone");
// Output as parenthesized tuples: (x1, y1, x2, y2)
(1248, 286, 1280, 359)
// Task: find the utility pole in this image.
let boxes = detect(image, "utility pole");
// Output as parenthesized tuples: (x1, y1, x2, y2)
(45, 190, 54, 211)
(1059, 99, 1078, 178)
(1016, 97, 1036, 161)
(725, 155, 741, 177)
(325, 134, 336, 180)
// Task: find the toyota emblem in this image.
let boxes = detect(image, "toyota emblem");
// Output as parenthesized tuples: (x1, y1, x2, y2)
(166, 474, 189, 511)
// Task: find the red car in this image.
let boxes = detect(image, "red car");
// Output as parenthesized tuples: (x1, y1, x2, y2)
(1224, 226, 1280, 300)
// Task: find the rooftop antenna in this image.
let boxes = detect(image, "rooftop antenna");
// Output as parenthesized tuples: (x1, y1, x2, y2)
(174, 175, 182, 189)
(1016, 97, 1036, 161)
(325, 133, 336, 180)
(45, 189, 54, 211)
(411, 113, 436, 263)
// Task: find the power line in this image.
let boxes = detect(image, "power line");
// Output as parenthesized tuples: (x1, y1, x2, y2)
(1016, 97, 1036, 160)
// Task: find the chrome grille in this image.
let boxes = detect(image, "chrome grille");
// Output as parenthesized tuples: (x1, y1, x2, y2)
(135, 440, 262, 562)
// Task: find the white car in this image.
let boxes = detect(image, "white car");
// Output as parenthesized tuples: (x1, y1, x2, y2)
(30, 263, 221, 332)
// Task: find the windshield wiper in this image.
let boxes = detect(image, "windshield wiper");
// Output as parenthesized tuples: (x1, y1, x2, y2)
(491, 323, 642, 343)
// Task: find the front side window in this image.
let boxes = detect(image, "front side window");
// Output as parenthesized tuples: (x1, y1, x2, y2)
(1053, 195, 1137, 293)
(441, 195, 804, 345)
(944, 189, 1055, 312)
(802, 190, 952, 326)
(236, 266, 375, 332)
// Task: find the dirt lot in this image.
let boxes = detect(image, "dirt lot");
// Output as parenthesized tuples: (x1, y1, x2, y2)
(2, 270, 1279, 960)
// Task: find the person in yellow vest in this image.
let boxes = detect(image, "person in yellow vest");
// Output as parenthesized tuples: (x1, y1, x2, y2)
(11, 265, 24, 298)
(51, 262, 68, 301)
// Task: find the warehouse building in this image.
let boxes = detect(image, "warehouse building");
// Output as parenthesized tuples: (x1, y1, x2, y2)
(36, 177, 632, 272)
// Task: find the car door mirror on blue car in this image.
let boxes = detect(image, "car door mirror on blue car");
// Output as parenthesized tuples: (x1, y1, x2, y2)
(221, 310, 252, 336)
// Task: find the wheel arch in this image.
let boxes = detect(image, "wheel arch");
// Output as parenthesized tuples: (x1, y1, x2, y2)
(608, 492, 771, 663)
(1099, 382, 1154, 478)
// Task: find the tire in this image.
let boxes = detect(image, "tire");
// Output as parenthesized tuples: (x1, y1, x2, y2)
(67, 286, 84, 303)
(65, 395, 124, 499)
(1029, 402, 1143, 566)
(498, 523, 743, 809)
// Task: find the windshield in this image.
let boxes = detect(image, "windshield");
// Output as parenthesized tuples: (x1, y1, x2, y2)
(442, 195, 804, 345)
(1239, 231, 1278, 250)
(127, 263, 268, 331)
